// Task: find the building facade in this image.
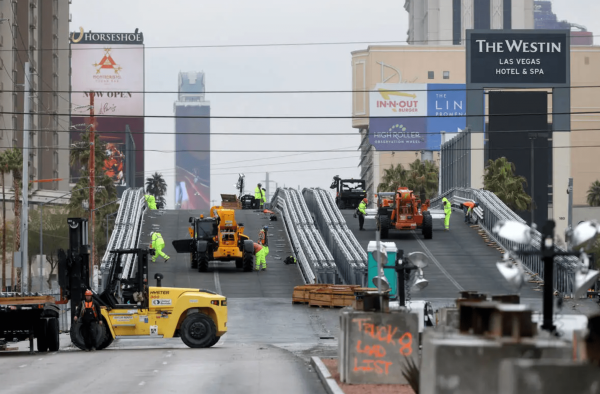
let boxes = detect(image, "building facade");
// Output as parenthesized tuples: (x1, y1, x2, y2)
(0, 0, 70, 192)
(405, 0, 534, 45)
(174, 71, 211, 211)
(352, 45, 600, 211)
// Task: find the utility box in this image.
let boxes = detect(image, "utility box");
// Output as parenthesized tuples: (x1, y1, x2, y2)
(367, 241, 398, 299)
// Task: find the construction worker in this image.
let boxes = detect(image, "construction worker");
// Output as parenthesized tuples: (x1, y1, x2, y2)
(259, 225, 269, 259)
(442, 197, 452, 231)
(254, 183, 264, 209)
(357, 198, 367, 231)
(261, 187, 267, 208)
(150, 231, 170, 263)
(254, 242, 267, 271)
(145, 193, 157, 210)
(462, 201, 480, 224)
(74, 289, 102, 351)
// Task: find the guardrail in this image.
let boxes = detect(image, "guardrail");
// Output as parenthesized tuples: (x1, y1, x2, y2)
(303, 188, 367, 286)
(100, 188, 147, 290)
(431, 188, 577, 295)
(271, 188, 339, 284)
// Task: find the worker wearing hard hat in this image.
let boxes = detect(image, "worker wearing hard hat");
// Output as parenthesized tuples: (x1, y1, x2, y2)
(461, 201, 480, 224)
(150, 231, 170, 263)
(254, 242, 267, 271)
(357, 198, 367, 231)
(254, 183, 264, 209)
(145, 192, 157, 210)
(258, 225, 269, 260)
(74, 289, 102, 351)
(442, 197, 452, 231)
(261, 187, 267, 208)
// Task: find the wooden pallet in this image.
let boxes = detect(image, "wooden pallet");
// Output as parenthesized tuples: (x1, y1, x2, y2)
(292, 284, 330, 304)
(293, 284, 364, 306)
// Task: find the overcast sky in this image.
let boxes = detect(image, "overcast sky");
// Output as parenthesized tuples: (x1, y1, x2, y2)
(70, 0, 600, 206)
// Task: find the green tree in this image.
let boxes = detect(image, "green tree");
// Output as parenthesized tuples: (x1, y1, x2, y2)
(146, 172, 167, 207)
(28, 207, 69, 290)
(483, 157, 532, 211)
(69, 132, 118, 267)
(587, 180, 600, 207)
(406, 159, 439, 201)
(377, 163, 408, 193)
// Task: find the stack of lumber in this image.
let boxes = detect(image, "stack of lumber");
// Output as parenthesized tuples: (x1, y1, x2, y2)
(220, 194, 241, 210)
(292, 284, 379, 308)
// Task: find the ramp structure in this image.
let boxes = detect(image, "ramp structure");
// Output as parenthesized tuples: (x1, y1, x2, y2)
(271, 188, 339, 284)
(303, 188, 367, 286)
(100, 188, 147, 289)
(431, 187, 578, 296)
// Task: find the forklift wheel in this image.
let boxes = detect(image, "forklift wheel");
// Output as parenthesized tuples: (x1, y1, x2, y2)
(422, 211, 433, 240)
(70, 320, 106, 351)
(242, 254, 254, 272)
(96, 318, 114, 350)
(180, 313, 217, 348)
(46, 318, 60, 352)
(379, 216, 390, 239)
(198, 258, 209, 272)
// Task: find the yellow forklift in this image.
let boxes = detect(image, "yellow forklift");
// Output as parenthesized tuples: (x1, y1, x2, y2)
(172, 206, 255, 272)
(59, 219, 227, 350)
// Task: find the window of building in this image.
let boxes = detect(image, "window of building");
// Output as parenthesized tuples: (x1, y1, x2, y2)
(443, 71, 450, 79)
(428, 71, 434, 80)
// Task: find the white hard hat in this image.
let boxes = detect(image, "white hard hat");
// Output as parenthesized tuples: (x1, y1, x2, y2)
(150, 231, 154, 236)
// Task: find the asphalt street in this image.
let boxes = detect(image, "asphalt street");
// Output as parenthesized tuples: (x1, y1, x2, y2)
(0, 208, 339, 394)
(346, 208, 600, 315)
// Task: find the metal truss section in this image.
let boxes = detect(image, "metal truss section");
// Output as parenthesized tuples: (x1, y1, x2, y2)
(271, 188, 338, 284)
(303, 188, 368, 286)
(100, 188, 147, 290)
(431, 187, 577, 296)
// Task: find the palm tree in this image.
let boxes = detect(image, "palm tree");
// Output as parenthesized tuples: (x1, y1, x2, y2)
(146, 172, 167, 207)
(484, 157, 532, 211)
(378, 164, 408, 193)
(587, 180, 600, 207)
(0, 151, 7, 291)
(406, 159, 439, 201)
(6, 148, 22, 290)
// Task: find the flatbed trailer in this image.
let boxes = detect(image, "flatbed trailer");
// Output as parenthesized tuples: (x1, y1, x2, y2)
(0, 294, 61, 352)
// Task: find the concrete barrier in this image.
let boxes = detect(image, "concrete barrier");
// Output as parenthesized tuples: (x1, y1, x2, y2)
(498, 359, 600, 394)
(420, 330, 572, 394)
(339, 308, 419, 384)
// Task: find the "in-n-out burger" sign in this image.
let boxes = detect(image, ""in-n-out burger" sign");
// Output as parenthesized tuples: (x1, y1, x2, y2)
(370, 83, 428, 117)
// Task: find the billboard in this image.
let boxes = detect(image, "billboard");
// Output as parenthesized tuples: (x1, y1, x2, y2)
(369, 118, 427, 150)
(70, 30, 144, 186)
(467, 30, 569, 85)
(426, 84, 466, 150)
(368, 84, 466, 151)
(174, 104, 210, 210)
(369, 83, 428, 117)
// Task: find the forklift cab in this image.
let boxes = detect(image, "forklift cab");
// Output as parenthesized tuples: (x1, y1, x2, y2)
(100, 248, 152, 309)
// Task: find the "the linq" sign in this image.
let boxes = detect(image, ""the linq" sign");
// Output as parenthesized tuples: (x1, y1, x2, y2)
(467, 30, 569, 85)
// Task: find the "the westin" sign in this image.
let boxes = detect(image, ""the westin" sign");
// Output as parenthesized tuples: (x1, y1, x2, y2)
(468, 31, 569, 85)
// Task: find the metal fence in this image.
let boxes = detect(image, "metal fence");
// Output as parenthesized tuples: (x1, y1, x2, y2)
(100, 188, 147, 291)
(303, 188, 367, 286)
(440, 129, 471, 194)
(271, 188, 339, 284)
(431, 188, 577, 295)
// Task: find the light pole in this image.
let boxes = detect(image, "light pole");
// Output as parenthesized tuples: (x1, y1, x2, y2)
(527, 132, 548, 227)
(38, 186, 99, 292)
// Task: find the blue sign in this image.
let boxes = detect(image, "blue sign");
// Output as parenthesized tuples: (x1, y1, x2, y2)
(426, 84, 466, 150)
(369, 117, 427, 151)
